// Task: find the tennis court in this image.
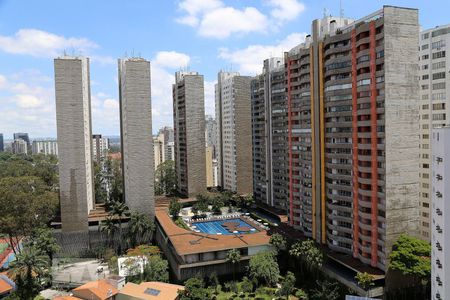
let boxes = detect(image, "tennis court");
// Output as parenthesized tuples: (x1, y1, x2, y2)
(192, 218, 258, 235)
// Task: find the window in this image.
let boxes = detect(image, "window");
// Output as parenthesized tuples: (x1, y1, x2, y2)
(432, 113, 446, 121)
(422, 114, 429, 120)
(357, 55, 370, 63)
(432, 40, 446, 49)
(422, 64, 429, 70)
(422, 173, 429, 179)
(357, 79, 371, 86)
(432, 61, 445, 70)
(423, 202, 429, 207)
(432, 72, 446, 80)
(422, 104, 429, 110)
(423, 163, 429, 168)
(433, 82, 446, 90)
(422, 74, 429, 80)
(432, 51, 446, 59)
(421, 84, 429, 90)
(376, 50, 384, 58)
(421, 44, 429, 50)
(422, 33, 429, 40)
(422, 94, 429, 100)
(324, 83, 352, 91)
(433, 103, 445, 110)
(432, 93, 445, 100)
(422, 54, 429, 60)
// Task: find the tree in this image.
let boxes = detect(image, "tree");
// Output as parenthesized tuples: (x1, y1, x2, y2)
(195, 194, 210, 213)
(270, 233, 287, 252)
(155, 160, 176, 195)
(108, 159, 123, 203)
(169, 198, 182, 218)
(389, 234, 431, 280)
(311, 280, 339, 300)
(279, 271, 296, 300)
(143, 255, 169, 282)
(248, 251, 280, 287)
(127, 212, 155, 248)
(0, 176, 58, 255)
(94, 161, 107, 203)
(7, 247, 50, 299)
(226, 248, 241, 281)
(178, 277, 210, 300)
(295, 289, 309, 300)
(26, 227, 60, 262)
(211, 196, 224, 215)
(110, 200, 130, 249)
(355, 272, 375, 294)
(289, 240, 323, 274)
(241, 276, 253, 294)
(101, 217, 118, 248)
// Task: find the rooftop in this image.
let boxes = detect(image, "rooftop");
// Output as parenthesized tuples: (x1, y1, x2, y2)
(72, 279, 118, 300)
(155, 209, 271, 255)
(119, 281, 184, 300)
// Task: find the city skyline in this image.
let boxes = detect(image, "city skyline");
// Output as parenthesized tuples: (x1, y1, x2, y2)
(0, 0, 449, 138)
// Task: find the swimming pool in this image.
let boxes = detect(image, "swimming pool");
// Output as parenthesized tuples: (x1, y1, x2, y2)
(192, 218, 258, 235)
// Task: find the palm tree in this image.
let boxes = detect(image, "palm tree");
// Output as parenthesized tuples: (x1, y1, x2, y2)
(101, 217, 119, 249)
(8, 247, 50, 299)
(110, 200, 130, 250)
(127, 211, 155, 247)
(311, 280, 339, 300)
(289, 239, 323, 279)
(226, 248, 241, 281)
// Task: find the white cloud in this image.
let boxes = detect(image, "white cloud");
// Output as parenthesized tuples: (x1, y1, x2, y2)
(219, 32, 307, 74)
(198, 7, 268, 39)
(268, 0, 305, 22)
(14, 94, 44, 108)
(0, 29, 97, 57)
(175, 0, 305, 38)
(176, 0, 268, 39)
(0, 74, 6, 89)
(154, 51, 191, 69)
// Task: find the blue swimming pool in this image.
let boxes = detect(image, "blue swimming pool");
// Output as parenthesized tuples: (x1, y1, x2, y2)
(192, 218, 258, 235)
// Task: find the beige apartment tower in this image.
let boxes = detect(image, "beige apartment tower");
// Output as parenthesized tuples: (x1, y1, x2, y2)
(54, 56, 94, 232)
(119, 58, 154, 217)
(173, 71, 207, 197)
(216, 72, 253, 194)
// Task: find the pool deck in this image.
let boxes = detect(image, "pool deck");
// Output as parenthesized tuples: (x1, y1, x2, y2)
(155, 209, 271, 256)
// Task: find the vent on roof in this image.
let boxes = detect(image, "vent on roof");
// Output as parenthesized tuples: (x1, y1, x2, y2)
(144, 288, 161, 296)
(189, 240, 200, 245)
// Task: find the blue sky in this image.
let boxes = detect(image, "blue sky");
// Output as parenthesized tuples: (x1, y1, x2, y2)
(0, 0, 449, 139)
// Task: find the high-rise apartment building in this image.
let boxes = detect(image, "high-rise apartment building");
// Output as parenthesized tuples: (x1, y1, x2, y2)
(431, 127, 450, 300)
(216, 71, 253, 194)
(251, 57, 288, 211)
(251, 6, 419, 271)
(159, 126, 175, 161)
(206, 146, 214, 187)
(0, 133, 4, 152)
(419, 25, 450, 241)
(92, 134, 109, 164)
(119, 58, 154, 217)
(154, 133, 165, 170)
(13, 132, 30, 146)
(173, 71, 206, 197)
(32, 140, 58, 156)
(205, 115, 217, 158)
(12, 138, 28, 155)
(54, 56, 94, 233)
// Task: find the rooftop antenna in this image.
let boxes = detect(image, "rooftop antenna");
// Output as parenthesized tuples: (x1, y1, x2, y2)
(323, 8, 327, 18)
(340, 0, 344, 18)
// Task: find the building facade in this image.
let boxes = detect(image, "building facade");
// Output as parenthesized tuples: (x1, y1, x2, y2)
(92, 134, 109, 164)
(54, 56, 94, 232)
(431, 127, 450, 300)
(13, 132, 30, 146)
(216, 71, 253, 194)
(32, 140, 58, 156)
(12, 138, 28, 155)
(251, 57, 288, 211)
(160, 126, 175, 162)
(154, 133, 165, 170)
(173, 71, 206, 197)
(118, 58, 154, 217)
(0, 133, 4, 152)
(419, 25, 450, 241)
(250, 6, 419, 271)
(205, 115, 217, 158)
